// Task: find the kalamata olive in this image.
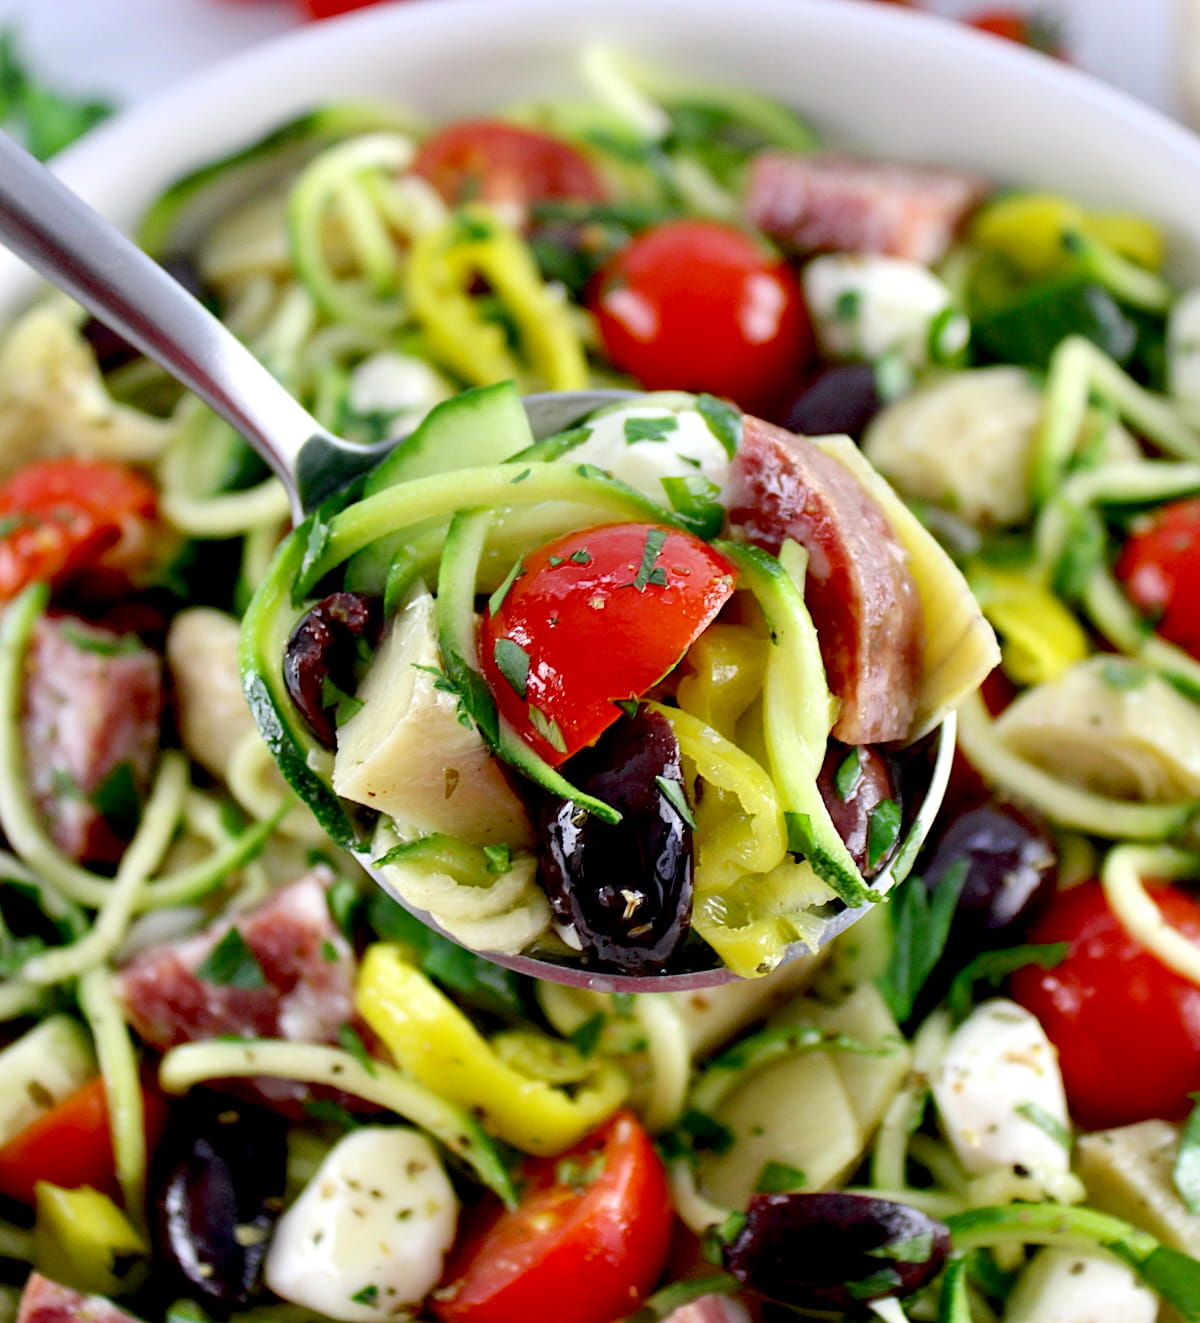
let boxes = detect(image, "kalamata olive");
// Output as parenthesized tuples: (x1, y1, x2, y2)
(83, 258, 210, 372)
(150, 1090, 288, 1315)
(779, 363, 884, 439)
(539, 706, 693, 972)
(722, 1192, 950, 1311)
(921, 799, 1058, 947)
(283, 591, 383, 747)
(817, 741, 900, 878)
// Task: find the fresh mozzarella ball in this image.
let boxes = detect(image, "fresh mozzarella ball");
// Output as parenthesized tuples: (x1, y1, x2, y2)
(931, 998, 1070, 1180)
(802, 253, 968, 367)
(566, 402, 733, 506)
(1004, 1248, 1157, 1323)
(1168, 286, 1200, 403)
(347, 352, 453, 435)
(264, 1126, 458, 1323)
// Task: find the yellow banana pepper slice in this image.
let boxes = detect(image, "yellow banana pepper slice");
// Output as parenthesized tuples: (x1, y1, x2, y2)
(968, 564, 1088, 687)
(356, 943, 628, 1156)
(407, 205, 588, 392)
(970, 192, 1164, 277)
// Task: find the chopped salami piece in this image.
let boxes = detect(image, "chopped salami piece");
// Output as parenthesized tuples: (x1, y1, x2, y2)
(114, 870, 359, 1109)
(662, 1295, 752, 1323)
(21, 614, 162, 866)
(727, 416, 922, 744)
(16, 1275, 144, 1323)
(745, 152, 987, 265)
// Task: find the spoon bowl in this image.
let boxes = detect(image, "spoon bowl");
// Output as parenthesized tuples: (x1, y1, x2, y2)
(0, 129, 953, 991)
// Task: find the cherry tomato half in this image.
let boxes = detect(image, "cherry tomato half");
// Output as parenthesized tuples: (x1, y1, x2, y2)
(1115, 496, 1200, 662)
(412, 121, 606, 226)
(587, 219, 813, 415)
(0, 458, 158, 602)
(1010, 879, 1200, 1130)
(434, 1111, 673, 1323)
(481, 523, 736, 766)
(0, 1074, 169, 1205)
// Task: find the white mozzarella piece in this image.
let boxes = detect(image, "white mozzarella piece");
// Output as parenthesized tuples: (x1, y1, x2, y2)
(264, 1127, 458, 1323)
(333, 585, 533, 847)
(347, 352, 452, 434)
(1004, 1248, 1157, 1323)
(931, 998, 1070, 1179)
(1168, 286, 1200, 403)
(567, 402, 733, 505)
(803, 253, 967, 367)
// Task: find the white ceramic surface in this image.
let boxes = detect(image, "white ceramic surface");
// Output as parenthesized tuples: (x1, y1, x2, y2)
(2, 0, 1200, 330)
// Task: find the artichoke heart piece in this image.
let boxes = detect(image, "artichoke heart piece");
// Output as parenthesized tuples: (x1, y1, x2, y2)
(812, 435, 1000, 740)
(332, 584, 533, 848)
(993, 656, 1200, 802)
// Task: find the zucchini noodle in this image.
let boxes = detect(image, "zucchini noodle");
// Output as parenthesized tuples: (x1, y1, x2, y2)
(1101, 843, 1200, 985)
(18, 751, 189, 986)
(225, 729, 325, 845)
(667, 1157, 730, 1235)
(0, 981, 45, 1022)
(158, 473, 289, 539)
(78, 967, 149, 1226)
(287, 133, 419, 331)
(158, 1038, 516, 1207)
(625, 994, 690, 1133)
(871, 1009, 952, 1193)
(1032, 336, 1200, 502)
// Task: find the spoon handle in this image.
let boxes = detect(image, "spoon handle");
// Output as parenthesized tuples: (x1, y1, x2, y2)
(0, 130, 334, 511)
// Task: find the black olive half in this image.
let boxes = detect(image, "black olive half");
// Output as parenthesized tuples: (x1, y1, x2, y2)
(538, 706, 693, 972)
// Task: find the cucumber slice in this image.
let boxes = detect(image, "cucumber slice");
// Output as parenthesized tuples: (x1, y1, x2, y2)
(720, 539, 872, 907)
(0, 1015, 96, 1149)
(435, 510, 620, 824)
(139, 104, 421, 258)
(345, 381, 536, 594)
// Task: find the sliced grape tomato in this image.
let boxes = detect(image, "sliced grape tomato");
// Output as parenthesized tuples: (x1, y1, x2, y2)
(480, 523, 736, 765)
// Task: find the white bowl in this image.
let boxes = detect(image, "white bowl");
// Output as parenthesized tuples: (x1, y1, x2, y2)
(5, 0, 1200, 323)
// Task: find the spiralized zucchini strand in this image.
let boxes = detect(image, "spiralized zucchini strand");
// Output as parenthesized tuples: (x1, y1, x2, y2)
(159, 1038, 517, 1208)
(19, 752, 188, 986)
(1033, 336, 1200, 503)
(78, 967, 149, 1226)
(1101, 843, 1200, 985)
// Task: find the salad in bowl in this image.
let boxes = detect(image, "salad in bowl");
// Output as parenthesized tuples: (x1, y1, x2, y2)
(5, 3, 1200, 1322)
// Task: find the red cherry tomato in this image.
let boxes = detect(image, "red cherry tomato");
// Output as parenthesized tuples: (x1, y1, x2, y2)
(1010, 879, 1200, 1129)
(0, 458, 158, 602)
(412, 121, 606, 225)
(1115, 496, 1200, 662)
(965, 8, 1066, 56)
(434, 1111, 673, 1323)
(588, 219, 813, 415)
(481, 523, 736, 766)
(298, 0, 390, 18)
(0, 1074, 169, 1205)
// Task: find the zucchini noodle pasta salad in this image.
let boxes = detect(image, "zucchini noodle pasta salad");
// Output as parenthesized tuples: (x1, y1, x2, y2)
(5, 41, 1200, 1323)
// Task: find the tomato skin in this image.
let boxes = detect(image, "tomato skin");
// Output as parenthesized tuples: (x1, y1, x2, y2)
(1115, 496, 1200, 662)
(481, 523, 736, 766)
(434, 1111, 673, 1323)
(588, 219, 813, 415)
(1010, 879, 1200, 1130)
(0, 1074, 168, 1205)
(412, 121, 606, 223)
(0, 458, 158, 602)
(298, 0, 390, 18)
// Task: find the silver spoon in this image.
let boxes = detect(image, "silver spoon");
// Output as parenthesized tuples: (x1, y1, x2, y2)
(0, 129, 954, 992)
